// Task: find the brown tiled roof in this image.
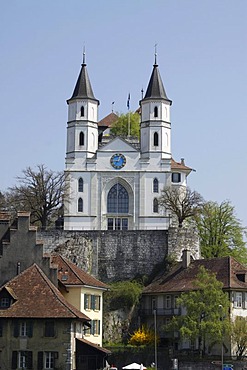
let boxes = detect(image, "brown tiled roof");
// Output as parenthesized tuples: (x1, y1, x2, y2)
(171, 158, 193, 173)
(50, 254, 108, 290)
(98, 112, 118, 127)
(77, 338, 111, 354)
(143, 256, 247, 294)
(0, 264, 90, 320)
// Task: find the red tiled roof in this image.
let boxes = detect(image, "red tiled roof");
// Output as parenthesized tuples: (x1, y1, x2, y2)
(77, 338, 111, 354)
(0, 264, 90, 320)
(50, 254, 108, 290)
(143, 256, 247, 294)
(171, 158, 193, 173)
(98, 112, 118, 127)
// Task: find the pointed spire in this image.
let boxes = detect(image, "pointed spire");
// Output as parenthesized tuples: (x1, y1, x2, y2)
(68, 50, 99, 104)
(143, 51, 171, 102)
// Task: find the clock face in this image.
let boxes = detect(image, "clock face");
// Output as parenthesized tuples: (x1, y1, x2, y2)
(110, 153, 126, 169)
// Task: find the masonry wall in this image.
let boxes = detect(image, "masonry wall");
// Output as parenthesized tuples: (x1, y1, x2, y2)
(38, 228, 200, 282)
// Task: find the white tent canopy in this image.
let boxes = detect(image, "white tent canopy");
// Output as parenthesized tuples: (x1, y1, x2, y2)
(122, 363, 146, 370)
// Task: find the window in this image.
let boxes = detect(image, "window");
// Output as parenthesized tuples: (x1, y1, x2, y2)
(172, 173, 181, 183)
(91, 320, 100, 335)
(153, 132, 159, 146)
(78, 178, 83, 192)
(234, 292, 243, 308)
(13, 321, 32, 338)
(154, 106, 158, 118)
(107, 217, 128, 230)
(12, 351, 32, 369)
(107, 183, 129, 213)
(153, 178, 159, 193)
(45, 352, 55, 369)
(78, 198, 83, 212)
(165, 295, 171, 309)
(20, 321, 27, 337)
(44, 321, 55, 337)
(84, 295, 101, 311)
(79, 132, 84, 146)
(80, 106, 84, 117)
(153, 198, 159, 213)
(0, 297, 10, 308)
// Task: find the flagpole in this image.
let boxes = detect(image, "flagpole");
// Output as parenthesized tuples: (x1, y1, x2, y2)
(127, 93, 130, 136)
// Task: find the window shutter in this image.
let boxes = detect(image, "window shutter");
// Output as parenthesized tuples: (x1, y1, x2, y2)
(98, 296, 101, 311)
(13, 321, 19, 337)
(11, 351, 18, 369)
(0, 319, 3, 336)
(244, 292, 247, 309)
(37, 351, 43, 370)
(27, 351, 33, 369)
(98, 320, 100, 335)
(27, 321, 33, 338)
(91, 295, 95, 310)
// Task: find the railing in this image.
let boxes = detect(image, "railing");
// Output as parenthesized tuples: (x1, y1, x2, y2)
(139, 308, 181, 316)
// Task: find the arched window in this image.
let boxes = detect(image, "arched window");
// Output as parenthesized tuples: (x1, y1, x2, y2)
(153, 198, 159, 213)
(107, 183, 129, 213)
(154, 132, 159, 146)
(154, 106, 158, 118)
(79, 132, 84, 146)
(153, 178, 159, 193)
(78, 178, 83, 192)
(80, 106, 84, 117)
(78, 198, 83, 212)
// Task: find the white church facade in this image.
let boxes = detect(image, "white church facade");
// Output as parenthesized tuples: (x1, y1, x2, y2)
(64, 54, 192, 231)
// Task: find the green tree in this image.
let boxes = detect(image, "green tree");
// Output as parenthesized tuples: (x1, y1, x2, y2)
(231, 316, 247, 360)
(110, 112, 140, 138)
(169, 266, 230, 356)
(194, 200, 247, 264)
(159, 186, 204, 227)
(104, 280, 143, 311)
(6, 164, 68, 229)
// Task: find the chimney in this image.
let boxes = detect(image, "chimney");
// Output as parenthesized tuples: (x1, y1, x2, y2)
(181, 158, 185, 166)
(182, 249, 190, 269)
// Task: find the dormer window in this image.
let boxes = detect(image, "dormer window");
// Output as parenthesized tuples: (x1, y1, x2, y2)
(79, 132, 84, 146)
(154, 132, 159, 146)
(0, 297, 10, 308)
(154, 106, 158, 118)
(80, 106, 85, 117)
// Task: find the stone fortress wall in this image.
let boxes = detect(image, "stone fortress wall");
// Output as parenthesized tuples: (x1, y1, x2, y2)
(38, 227, 200, 282)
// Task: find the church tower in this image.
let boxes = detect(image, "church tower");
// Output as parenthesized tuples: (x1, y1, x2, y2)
(66, 52, 99, 164)
(140, 54, 172, 160)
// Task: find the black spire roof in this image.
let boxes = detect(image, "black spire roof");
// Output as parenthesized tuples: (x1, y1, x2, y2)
(68, 53, 99, 104)
(143, 57, 171, 103)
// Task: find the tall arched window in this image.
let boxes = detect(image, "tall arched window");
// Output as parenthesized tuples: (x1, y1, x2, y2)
(153, 178, 159, 193)
(153, 198, 159, 213)
(78, 178, 83, 192)
(154, 106, 158, 118)
(78, 198, 83, 212)
(107, 183, 129, 213)
(154, 132, 159, 146)
(80, 106, 84, 117)
(79, 132, 84, 146)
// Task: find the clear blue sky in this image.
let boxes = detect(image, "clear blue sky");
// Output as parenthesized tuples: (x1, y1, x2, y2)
(1, 1, 247, 227)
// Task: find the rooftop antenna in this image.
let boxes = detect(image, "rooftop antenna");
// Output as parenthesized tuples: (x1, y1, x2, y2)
(154, 43, 158, 65)
(141, 88, 144, 99)
(82, 45, 86, 65)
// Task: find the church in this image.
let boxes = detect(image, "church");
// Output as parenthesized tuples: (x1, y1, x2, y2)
(64, 53, 192, 231)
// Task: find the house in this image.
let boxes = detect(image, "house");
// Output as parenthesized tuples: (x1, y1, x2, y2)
(140, 250, 247, 357)
(64, 52, 193, 231)
(0, 211, 111, 369)
(50, 253, 108, 347)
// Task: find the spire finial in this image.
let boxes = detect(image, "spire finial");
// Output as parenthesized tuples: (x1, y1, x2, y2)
(154, 43, 158, 65)
(82, 46, 86, 65)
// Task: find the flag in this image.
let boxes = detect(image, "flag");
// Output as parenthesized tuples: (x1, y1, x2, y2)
(127, 93, 130, 110)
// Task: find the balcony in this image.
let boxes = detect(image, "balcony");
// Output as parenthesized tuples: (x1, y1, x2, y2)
(139, 308, 181, 316)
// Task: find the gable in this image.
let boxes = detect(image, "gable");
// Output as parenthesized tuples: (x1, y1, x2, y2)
(98, 137, 138, 152)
